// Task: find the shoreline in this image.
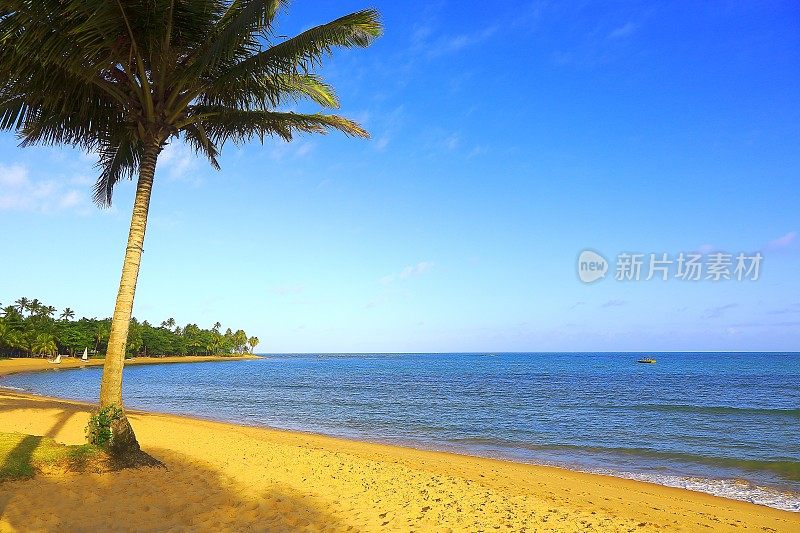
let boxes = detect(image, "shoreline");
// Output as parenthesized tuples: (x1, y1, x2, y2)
(1, 359, 799, 531)
(0, 390, 798, 531)
(0, 354, 259, 377)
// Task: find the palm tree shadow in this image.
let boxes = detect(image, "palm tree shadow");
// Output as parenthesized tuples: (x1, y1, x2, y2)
(0, 447, 350, 532)
(0, 408, 76, 516)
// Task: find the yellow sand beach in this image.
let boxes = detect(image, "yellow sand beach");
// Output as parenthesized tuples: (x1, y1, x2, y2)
(0, 359, 798, 532)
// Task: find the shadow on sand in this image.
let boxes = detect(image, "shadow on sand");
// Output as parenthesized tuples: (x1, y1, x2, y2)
(0, 394, 349, 532)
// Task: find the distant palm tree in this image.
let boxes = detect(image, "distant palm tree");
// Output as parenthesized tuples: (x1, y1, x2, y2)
(13, 298, 29, 315)
(165, 318, 176, 331)
(234, 330, 248, 354)
(1, 1, 380, 459)
(43, 305, 57, 319)
(32, 333, 57, 358)
(60, 308, 76, 321)
(248, 336, 259, 354)
(28, 299, 42, 316)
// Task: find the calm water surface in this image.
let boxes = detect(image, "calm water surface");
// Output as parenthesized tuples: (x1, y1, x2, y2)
(2, 352, 798, 511)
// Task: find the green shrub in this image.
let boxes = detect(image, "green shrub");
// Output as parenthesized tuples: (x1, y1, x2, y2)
(86, 405, 123, 447)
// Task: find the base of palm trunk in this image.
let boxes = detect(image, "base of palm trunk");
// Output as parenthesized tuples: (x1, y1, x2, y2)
(107, 415, 163, 468)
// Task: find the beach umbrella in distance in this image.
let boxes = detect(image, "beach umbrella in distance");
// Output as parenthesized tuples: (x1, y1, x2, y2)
(0, 0, 381, 462)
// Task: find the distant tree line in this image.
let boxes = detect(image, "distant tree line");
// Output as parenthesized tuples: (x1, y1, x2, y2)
(0, 297, 259, 358)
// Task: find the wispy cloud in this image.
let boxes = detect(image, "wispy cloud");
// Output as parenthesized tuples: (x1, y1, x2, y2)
(767, 303, 800, 315)
(765, 231, 796, 250)
(442, 133, 460, 151)
(704, 303, 738, 319)
(428, 26, 498, 57)
(159, 140, 200, 183)
(608, 22, 638, 39)
(601, 299, 627, 308)
(467, 145, 489, 159)
(0, 163, 87, 213)
(694, 243, 717, 254)
(373, 105, 405, 153)
(380, 261, 435, 285)
(413, 23, 498, 59)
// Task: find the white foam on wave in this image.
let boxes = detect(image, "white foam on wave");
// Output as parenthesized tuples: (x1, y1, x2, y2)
(586, 467, 800, 512)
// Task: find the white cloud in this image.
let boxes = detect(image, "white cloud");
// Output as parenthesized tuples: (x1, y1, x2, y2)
(0, 163, 87, 213)
(381, 261, 435, 285)
(442, 133, 460, 151)
(399, 261, 434, 279)
(263, 137, 317, 161)
(608, 22, 638, 40)
(695, 243, 717, 254)
(0, 164, 27, 187)
(427, 26, 498, 58)
(159, 140, 199, 182)
(59, 190, 82, 209)
(766, 231, 796, 250)
(467, 145, 488, 159)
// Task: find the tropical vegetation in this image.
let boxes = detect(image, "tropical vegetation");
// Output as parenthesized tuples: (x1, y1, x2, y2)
(0, 297, 258, 358)
(1, 1, 380, 458)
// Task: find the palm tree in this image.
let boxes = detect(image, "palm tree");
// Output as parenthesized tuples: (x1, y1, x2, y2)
(13, 298, 30, 316)
(31, 333, 58, 357)
(233, 330, 248, 354)
(1, 1, 380, 458)
(247, 336, 259, 354)
(28, 299, 42, 316)
(60, 308, 76, 321)
(94, 323, 110, 355)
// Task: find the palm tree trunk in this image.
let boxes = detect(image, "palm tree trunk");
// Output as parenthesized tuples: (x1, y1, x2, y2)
(98, 141, 160, 457)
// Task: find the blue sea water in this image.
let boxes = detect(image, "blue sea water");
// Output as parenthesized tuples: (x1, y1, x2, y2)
(2, 352, 799, 511)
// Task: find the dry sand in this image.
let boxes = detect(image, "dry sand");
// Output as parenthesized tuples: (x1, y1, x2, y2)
(0, 359, 798, 532)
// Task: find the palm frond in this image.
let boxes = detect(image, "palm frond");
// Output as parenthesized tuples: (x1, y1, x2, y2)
(210, 9, 381, 89)
(184, 123, 221, 170)
(177, 0, 287, 84)
(201, 72, 339, 109)
(93, 136, 142, 206)
(194, 108, 369, 144)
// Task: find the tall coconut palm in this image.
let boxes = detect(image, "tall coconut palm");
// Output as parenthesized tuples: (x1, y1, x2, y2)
(60, 307, 76, 321)
(1, 0, 380, 459)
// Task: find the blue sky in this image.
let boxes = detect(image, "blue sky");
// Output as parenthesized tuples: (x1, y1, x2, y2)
(1, 1, 799, 352)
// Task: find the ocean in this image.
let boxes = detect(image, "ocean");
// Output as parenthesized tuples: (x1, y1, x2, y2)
(2, 352, 798, 511)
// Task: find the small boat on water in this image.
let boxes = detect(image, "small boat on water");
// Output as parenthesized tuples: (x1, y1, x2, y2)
(637, 357, 657, 364)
